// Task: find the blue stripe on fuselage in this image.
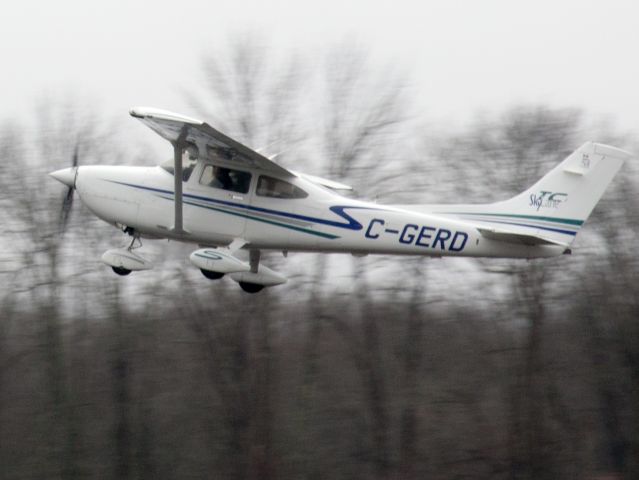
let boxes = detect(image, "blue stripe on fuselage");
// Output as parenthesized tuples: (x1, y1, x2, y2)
(478, 219, 577, 236)
(106, 180, 386, 231)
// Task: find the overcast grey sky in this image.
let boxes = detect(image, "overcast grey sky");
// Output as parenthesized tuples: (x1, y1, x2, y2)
(2, 0, 638, 135)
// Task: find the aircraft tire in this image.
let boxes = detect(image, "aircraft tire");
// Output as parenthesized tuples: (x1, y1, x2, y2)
(239, 282, 264, 294)
(112, 266, 132, 276)
(201, 269, 224, 280)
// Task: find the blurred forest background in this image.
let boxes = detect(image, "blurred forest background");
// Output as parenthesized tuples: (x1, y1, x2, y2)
(1, 38, 638, 480)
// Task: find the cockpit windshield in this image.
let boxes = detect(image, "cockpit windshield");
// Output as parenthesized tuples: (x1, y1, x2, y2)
(160, 156, 198, 182)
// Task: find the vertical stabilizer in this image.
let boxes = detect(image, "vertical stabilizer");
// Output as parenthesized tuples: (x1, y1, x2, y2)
(422, 142, 632, 245)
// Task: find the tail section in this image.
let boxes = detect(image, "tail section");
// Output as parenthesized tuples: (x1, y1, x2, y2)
(420, 142, 632, 246)
(487, 142, 631, 243)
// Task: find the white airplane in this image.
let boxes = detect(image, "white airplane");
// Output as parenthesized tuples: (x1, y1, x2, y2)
(50, 107, 632, 293)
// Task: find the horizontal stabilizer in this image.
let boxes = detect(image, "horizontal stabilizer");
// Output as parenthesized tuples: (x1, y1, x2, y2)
(292, 171, 353, 191)
(477, 227, 569, 247)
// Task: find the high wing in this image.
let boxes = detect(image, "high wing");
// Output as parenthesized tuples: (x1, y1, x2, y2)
(130, 107, 294, 178)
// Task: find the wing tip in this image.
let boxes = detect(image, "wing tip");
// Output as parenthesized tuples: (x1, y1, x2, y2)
(593, 142, 634, 160)
(129, 106, 203, 126)
(129, 107, 144, 119)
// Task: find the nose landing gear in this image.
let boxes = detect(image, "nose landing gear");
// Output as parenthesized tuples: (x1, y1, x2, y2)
(102, 230, 153, 276)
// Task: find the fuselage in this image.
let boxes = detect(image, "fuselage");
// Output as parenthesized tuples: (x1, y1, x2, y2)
(48, 108, 630, 291)
(73, 162, 565, 259)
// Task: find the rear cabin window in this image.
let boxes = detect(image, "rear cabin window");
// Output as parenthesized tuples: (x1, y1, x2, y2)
(199, 165, 252, 194)
(256, 175, 308, 199)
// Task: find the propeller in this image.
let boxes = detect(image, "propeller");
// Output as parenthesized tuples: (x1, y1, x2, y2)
(58, 144, 79, 232)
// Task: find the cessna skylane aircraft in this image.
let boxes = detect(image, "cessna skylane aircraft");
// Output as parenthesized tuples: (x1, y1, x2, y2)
(50, 107, 632, 293)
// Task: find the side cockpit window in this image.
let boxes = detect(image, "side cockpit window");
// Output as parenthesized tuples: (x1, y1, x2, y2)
(256, 175, 308, 199)
(199, 165, 252, 194)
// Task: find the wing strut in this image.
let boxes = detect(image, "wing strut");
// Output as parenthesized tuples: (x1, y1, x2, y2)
(172, 127, 188, 234)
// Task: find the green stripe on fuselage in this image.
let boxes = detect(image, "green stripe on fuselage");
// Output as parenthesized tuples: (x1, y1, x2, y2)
(451, 212, 583, 227)
(181, 198, 340, 240)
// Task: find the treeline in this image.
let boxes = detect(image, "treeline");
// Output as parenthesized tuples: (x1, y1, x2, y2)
(0, 250, 637, 479)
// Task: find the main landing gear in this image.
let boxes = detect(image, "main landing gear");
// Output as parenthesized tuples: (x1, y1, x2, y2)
(200, 269, 224, 280)
(236, 249, 265, 293)
(198, 249, 265, 293)
(112, 266, 132, 276)
(238, 281, 264, 294)
(104, 231, 285, 293)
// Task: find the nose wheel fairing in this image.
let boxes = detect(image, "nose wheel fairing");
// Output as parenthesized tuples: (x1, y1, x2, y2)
(101, 247, 153, 273)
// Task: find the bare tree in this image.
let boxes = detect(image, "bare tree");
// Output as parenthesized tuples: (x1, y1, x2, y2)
(425, 106, 585, 479)
(0, 97, 126, 479)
